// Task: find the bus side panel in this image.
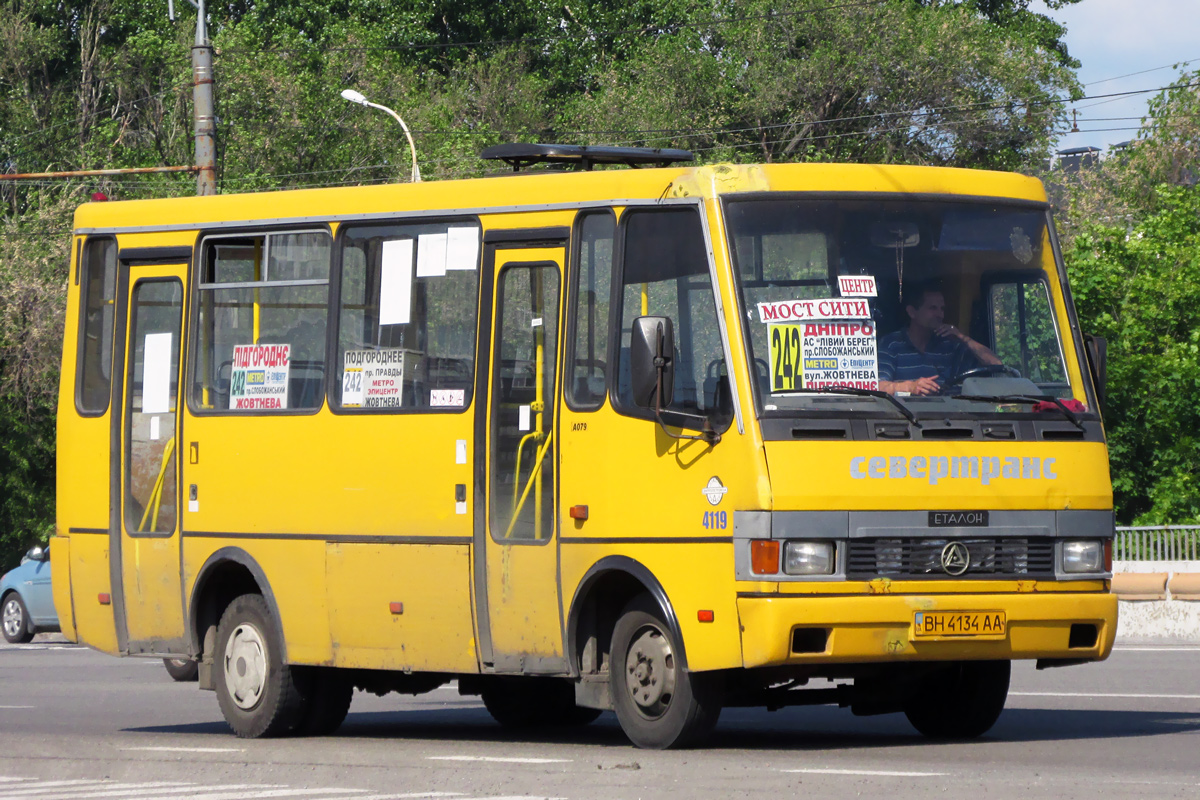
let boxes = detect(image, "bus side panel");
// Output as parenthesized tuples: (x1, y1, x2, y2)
(325, 543, 477, 672)
(68, 533, 119, 654)
(183, 538, 332, 664)
(49, 536, 76, 641)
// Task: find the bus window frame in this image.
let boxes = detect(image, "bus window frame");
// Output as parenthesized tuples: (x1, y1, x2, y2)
(606, 203, 736, 435)
(75, 235, 118, 418)
(186, 223, 333, 418)
(326, 214, 484, 417)
(564, 208, 618, 414)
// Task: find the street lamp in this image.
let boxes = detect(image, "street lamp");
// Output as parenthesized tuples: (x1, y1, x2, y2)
(341, 89, 422, 183)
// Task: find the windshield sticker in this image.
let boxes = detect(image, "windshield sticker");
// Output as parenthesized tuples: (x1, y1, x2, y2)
(757, 297, 870, 323)
(341, 348, 405, 408)
(431, 389, 465, 408)
(769, 322, 878, 392)
(416, 233, 448, 278)
(446, 226, 480, 271)
(379, 238, 414, 325)
(838, 275, 877, 297)
(230, 344, 290, 410)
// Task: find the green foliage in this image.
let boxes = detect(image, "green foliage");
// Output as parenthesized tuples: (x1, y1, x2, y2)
(1066, 184, 1200, 524)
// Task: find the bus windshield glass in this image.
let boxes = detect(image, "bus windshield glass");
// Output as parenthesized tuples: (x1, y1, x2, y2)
(725, 196, 1088, 416)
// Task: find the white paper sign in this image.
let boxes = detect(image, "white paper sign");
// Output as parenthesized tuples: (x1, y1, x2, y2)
(342, 348, 405, 408)
(431, 389, 465, 407)
(838, 275, 878, 297)
(416, 233, 448, 278)
(230, 344, 290, 410)
(519, 404, 531, 431)
(379, 239, 414, 325)
(446, 227, 480, 271)
(758, 297, 871, 324)
(149, 416, 161, 441)
(800, 321, 878, 390)
(142, 332, 173, 414)
(455, 439, 467, 465)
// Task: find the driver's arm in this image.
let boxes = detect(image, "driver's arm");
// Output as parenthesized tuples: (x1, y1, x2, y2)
(936, 324, 1001, 366)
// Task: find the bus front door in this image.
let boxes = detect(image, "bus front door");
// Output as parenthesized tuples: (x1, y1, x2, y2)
(115, 262, 188, 652)
(478, 246, 567, 673)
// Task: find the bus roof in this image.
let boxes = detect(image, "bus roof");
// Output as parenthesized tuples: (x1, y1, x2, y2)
(72, 162, 1049, 234)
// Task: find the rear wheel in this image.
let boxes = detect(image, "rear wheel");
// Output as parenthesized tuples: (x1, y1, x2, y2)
(2, 593, 33, 644)
(214, 594, 308, 738)
(904, 660, 1010, 739)
(294, 670, 354, 736)
(163, 657, 199, 682)
(481, 677, 602, 728)
(610, 596, 721, 749)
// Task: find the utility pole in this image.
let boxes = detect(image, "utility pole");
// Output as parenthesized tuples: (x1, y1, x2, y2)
(190, 0, 217, 195)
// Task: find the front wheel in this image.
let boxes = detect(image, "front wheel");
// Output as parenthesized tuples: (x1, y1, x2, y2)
(214, 594, 308, 738)
(163, 657, 199, 682)
(610, 596, 722, 749)
(904, 660, 1010, 739)
(2, 593, 33, 644)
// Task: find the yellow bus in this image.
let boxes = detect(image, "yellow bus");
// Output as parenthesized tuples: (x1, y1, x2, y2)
(53, 146, 1117, 749)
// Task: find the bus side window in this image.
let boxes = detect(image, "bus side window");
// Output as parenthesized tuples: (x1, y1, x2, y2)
(191, 230, 331, 412)
(77, 237, 117, 414)
(335, 221, 480, 412)
(614, 208, 731, 428)
(567, 211, 615, 410)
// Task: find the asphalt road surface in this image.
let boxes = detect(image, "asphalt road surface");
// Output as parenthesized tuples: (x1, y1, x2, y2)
(2, 637, 1198, 800)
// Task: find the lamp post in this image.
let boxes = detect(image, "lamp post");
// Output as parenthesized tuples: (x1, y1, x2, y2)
(341, 89, 422, 183)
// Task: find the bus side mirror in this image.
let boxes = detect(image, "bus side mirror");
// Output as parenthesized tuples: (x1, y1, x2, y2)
(630, 316, 675, 410)
(1084, 334, 1107, 411)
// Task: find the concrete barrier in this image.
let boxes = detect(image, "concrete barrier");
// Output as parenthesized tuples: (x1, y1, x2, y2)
(1113, 561, 1200, 642)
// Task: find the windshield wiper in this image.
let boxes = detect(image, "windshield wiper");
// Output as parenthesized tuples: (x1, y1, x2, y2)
(950, 394, 1086, 431)
(787, 386, 922, 428)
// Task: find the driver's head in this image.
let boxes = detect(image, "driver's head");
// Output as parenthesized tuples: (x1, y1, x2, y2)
(905, 282, 945, 332)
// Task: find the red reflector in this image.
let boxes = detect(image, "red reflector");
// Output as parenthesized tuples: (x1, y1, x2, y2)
(91, 192, 108, 202)
(698, 610, 715, 623)
(569, 505, 589, 520)
(97, 593, 111, 605)
(1104, 539, 1113, 573)
(751, 540, 780, 575)
(389, 602, 404, 614)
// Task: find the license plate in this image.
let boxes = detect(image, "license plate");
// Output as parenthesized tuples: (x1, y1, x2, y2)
(912, 611, 1006, 639)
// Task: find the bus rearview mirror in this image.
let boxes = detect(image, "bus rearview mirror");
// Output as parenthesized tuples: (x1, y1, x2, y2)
(631, 316, 675, 410)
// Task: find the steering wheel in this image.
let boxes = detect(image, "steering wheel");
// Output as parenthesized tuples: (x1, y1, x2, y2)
(945, 363, 1021, 385)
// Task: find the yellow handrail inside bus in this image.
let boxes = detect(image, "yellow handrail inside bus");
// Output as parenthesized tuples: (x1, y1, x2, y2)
(253, 240, 263, 344)
(504, 431, 553, 540)
(138, 435, 176, 533)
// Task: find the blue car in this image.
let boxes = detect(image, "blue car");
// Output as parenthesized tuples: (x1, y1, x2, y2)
(1, 545, 59, 644)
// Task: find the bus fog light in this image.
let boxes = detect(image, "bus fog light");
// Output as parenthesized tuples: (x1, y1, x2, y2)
(1062, 540, 1104, 573)
(783, 541, 835, 575)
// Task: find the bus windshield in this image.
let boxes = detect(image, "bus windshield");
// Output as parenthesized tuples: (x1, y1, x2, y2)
(725, 196, 1089, 417)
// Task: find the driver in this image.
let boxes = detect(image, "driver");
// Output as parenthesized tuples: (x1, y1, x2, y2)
(878, 281, 1001, 396)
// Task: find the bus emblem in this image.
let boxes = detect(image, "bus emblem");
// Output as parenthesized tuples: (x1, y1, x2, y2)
(941, 542, 971, 576)
(702, 477, 727, 506)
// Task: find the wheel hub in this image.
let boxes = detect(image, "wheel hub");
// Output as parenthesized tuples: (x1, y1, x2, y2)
(224, 622, 267, 710)
(3, 599, 22, 639)
(624, 625, 677, 718)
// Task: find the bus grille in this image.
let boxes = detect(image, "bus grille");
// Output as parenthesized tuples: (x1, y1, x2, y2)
(846, 537, 1056, 579)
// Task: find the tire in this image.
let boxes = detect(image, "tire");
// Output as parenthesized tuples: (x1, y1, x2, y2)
(163, 657, 199, 682)
(214, 594, 309, 738)
(609, 596, 722, 749)
(293, 669, 354, 736)
(2, 593, 34, 644)
(904, 660, 1011, 740)
(481, 677, 603, 728)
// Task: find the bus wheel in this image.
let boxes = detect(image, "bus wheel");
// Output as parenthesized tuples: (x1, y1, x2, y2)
(610, 596, 721, 749)
(214, 594, 307, 738)
(163, 657, 199, 682)
(294, 670, 354, 736)
(904, 660, 1010, 740)
(481, 677, 602, 727)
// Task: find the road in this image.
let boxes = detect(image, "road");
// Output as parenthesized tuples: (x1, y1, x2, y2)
(1, 637, 1198, 800)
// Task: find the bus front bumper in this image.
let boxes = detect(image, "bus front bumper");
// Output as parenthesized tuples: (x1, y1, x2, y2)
(736, 591, 1117, 668)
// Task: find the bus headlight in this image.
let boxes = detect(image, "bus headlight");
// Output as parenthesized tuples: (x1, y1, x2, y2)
(783, 541, 835, 575)
(1062, 540, 1105, 573)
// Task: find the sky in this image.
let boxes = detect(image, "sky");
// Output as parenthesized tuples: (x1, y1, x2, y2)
(1039, 0, 1200, 154)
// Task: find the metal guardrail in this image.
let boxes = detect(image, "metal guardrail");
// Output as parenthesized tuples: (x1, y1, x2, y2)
(1114, 526, 1200, 561)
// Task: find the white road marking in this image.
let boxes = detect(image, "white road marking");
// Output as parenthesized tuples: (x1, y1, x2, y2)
(0, 781, 113, 795)
(1011, 691, 1200, 699)
(126, 790, 364, 800)
(317, 795, 465, 800)
(426, 757, 571, 765)
(782, 768, 947, 777)
(0, 783, 202, 800)
(0, 706, 34, 710)
(1112, 646, 1200, 652)
(119, 746, 246, 753)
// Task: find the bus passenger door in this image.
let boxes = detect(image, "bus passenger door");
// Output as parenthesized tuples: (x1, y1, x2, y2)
(478, 245, 567, 673)
(116, 263, 188, 651)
